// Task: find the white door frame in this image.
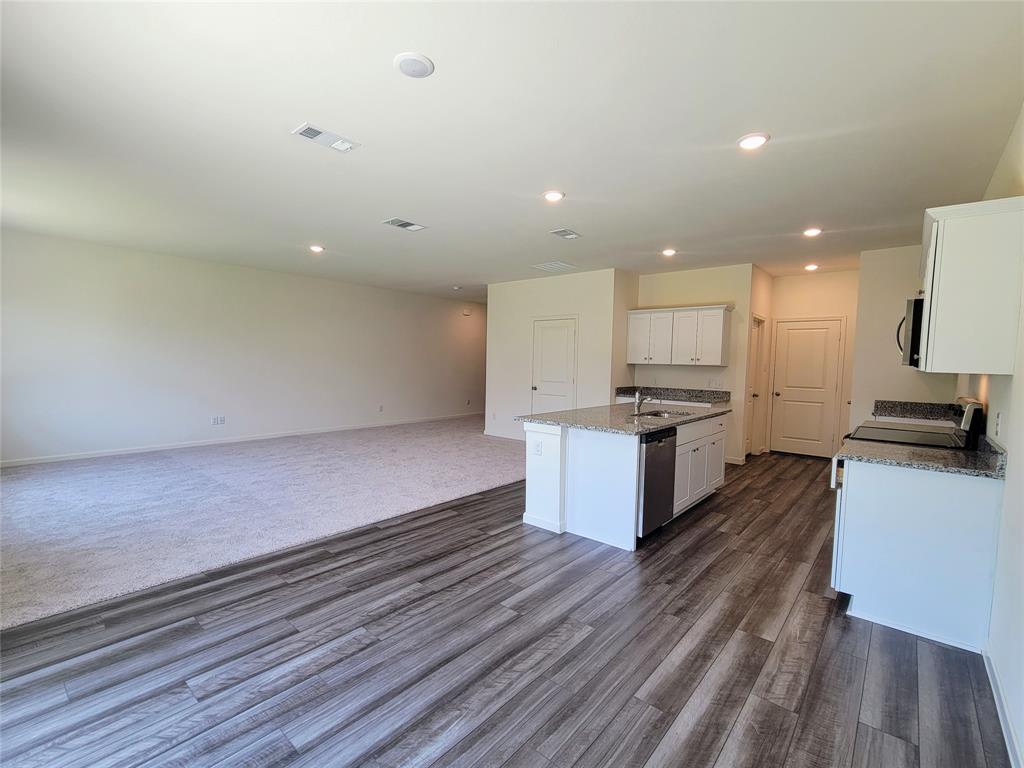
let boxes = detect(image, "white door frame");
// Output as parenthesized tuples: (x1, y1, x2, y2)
(530, 314, 579, 414)
(745, 313, 768, 456)
(766, 315, 848, 456)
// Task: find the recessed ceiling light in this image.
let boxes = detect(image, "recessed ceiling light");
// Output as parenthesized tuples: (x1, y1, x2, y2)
(543, 190, 565, 203)
(451, 285, 462, 291)
(737, 133, 770, 151)
(805, 264, 819, 271)
(661, 249, 677, 257)
(309, 245, 325, 253)
(803, 227, 823, 237)
(394, 52, 435, 78)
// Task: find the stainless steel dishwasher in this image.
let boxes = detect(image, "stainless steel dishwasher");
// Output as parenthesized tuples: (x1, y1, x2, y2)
(638, 426, 676, 537)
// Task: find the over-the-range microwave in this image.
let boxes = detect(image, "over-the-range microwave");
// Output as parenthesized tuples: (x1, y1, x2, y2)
(897, 296, 924, 367)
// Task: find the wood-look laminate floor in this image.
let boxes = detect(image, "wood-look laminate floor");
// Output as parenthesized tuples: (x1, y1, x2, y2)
(0, 453, 1010, 768)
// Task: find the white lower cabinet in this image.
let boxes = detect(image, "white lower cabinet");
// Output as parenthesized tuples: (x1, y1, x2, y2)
(707, 437, 724, 488)
(673, 445, 692, 513)
(671, 425, 725, 517)
(830, 458, 1003, 651)
(689, 443, 708, 497)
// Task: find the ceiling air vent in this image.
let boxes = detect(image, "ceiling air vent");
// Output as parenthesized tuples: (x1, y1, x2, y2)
(383, 217, 427, 232)
(292, 122, 361, 153)
(549, 228, 582, 240)
(531, 261, 577, 273)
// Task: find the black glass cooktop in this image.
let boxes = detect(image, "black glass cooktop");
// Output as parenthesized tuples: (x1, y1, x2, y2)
(848, 422, 965, 448)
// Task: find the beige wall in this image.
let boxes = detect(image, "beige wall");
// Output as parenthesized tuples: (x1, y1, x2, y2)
(485, 269, 618, 440)
(850, 246, 959, 427)
(771, 270, 859, 436)
(979, 99, 1024, 760)
(611, 270, 640, 393)
(1, 228, 487, 464)
(985, 100, 1024, 200)
(635, 264, 753, 462)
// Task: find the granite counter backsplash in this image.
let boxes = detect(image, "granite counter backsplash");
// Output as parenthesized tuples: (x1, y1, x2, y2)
(616, 386, 731, 404)
(836, 435, 1005, 480)
(872, 400, 964, 422)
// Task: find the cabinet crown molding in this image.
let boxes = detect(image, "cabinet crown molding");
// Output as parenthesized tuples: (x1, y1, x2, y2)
(629, 303, 733, 313)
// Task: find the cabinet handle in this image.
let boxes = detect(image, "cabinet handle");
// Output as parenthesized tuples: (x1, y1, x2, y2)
(690, 357, 695, 361)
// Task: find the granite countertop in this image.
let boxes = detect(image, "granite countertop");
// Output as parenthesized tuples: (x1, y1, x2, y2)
(615, 386, 731, 404)
(836, 437, 1006, 480)
(517, 402, 732, 436)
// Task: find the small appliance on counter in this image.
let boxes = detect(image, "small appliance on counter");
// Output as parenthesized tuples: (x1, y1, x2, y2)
(847, 397, 986, 450)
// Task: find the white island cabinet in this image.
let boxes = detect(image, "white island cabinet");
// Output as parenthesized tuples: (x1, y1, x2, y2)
(518, 403, 729, 551)
(831, 443, 1005, 652)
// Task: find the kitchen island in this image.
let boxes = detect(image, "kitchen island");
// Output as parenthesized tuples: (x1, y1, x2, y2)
(516, 402, 731, 550)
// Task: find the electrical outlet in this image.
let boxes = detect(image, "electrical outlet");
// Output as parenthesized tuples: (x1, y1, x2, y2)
(531, 440, 543, 456)
(466, 399, 471, 406)
(378, 404, 384, 413)
(211, 415, 225, 426)
(995, 411, 1002, 438)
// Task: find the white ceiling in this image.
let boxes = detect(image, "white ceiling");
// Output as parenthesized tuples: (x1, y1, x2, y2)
(3, 2, 1021, 301)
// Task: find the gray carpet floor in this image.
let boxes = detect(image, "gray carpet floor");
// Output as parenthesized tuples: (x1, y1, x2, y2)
(0, 415, 524, 629)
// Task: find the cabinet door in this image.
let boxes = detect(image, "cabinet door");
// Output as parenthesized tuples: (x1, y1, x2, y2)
(673, 444, 692, 513)
(689, 442, 709, 498)
(648, 312, 674, 364)
(696, 308, 727, 366)
(627, 314, 652, 364)
(670, 311, 699, 364)
(924, 211, 1023, 375)
(707, 436, 725, 488)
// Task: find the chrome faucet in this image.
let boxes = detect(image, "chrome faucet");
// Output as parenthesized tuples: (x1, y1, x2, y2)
(633, 388, 653, 416)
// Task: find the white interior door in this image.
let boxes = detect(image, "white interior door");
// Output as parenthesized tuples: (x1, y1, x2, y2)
(532, 318, 577, 414)
(770, 319, 842, 457)
(744, 317, 763, 455)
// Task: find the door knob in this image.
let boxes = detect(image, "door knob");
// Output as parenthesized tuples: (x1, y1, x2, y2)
(752, 393, 759, 398)
(774, 392, 781, 396)
(531, 386, 538, 391)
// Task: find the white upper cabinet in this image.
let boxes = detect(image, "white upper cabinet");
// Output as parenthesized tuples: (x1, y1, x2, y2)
(629, 305, 731, 365)
(669, 307, 730, 366)
(627, 311, 673, 364)
(648, 313, 674, 364)
(671, 311, 699, 363)
(696, 307, 729, 366)
(919, 196, 1023, 374)
(626, 313, 652, 364)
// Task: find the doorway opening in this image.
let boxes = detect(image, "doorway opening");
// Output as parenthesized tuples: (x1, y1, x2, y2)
(744, 315, 768, 456)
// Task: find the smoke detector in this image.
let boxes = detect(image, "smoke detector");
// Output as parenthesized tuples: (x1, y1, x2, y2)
(549, 228, 582, 240)
(383, 217, 427, 232)
(531, 261, 577, 273)
(291, 122, 361, 153)
(394, 52, 435, 78)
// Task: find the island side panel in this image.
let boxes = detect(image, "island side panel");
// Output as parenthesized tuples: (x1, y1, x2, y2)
(564, 427, 640, 551)
(522, 422, 566, 533)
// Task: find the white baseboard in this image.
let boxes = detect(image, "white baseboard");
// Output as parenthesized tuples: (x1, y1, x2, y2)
(1, 412, 486, 468)
(984, 651, 1023, 768)
(726, 455, 745, 465)
(522, 514, 563, 533)
(846, 605, 983, 653)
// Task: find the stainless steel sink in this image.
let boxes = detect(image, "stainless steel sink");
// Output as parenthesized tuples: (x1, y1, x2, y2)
(637, 410, 692, 418)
